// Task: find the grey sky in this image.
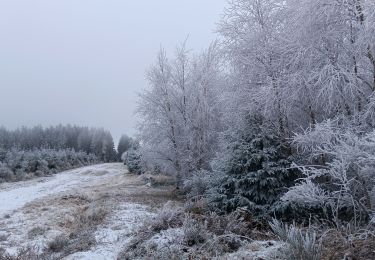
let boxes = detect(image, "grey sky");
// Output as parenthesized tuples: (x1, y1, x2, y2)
(0, 0, 228, 144)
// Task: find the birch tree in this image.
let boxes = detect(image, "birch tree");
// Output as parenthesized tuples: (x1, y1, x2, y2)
(137, 44, 222, 185)
(219, 0, 294, 138)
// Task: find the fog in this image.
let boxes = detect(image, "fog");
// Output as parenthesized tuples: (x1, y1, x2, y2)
(0, 0, 227, 143)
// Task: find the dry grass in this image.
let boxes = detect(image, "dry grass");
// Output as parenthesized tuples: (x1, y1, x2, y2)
(27, 226, 46, 239)
(125, 188, 182, 209)
(47, 235, 69, 253)
(321, 230, 375, 260)
(42, 193, 109, 257)
(118, 202, 254, 260)
(139, 174, 176, 187)
(1, 191, 110, 259)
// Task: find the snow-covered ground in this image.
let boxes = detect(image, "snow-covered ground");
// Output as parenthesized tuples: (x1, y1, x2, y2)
(0, 163, 159, 258)
(0, 163, 286, 259)
(65, 203, 154, 260)
(0, 164, 124, 216)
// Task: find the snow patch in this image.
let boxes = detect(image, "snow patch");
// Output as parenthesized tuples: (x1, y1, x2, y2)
(64, 203, 155, 260)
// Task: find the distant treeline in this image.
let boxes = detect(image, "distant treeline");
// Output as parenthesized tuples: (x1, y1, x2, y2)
(0, 125, 117, 162)
(0, 148, 98, 183)
(0, 125, 118, 183)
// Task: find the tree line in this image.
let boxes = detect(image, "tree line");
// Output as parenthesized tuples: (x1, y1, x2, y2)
(136, 0, 375, 238)
(0, 125, 117, 162)
(0, 125, 118, 183)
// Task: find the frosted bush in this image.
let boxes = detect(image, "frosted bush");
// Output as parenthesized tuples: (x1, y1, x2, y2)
(148, 202, 184, 232)
(282, 179, 329, 207)
(183, 170, 223, 199)
(182, 216, 208, 246)
(285, 123, 375, 224)
(0, 163, 13, 182)
(270, 219, 322, 260)
(124, 149, 143, 175)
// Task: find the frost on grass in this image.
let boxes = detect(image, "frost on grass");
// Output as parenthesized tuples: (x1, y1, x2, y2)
(270, 219, 322, 260)
(65, 203, 153, 260)
(0, 164, 131, 257)
(118, 201, 286, 259)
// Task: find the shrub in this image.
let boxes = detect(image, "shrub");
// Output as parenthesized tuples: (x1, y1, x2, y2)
(270, 219, 322, 260)
(182, 216, 208, 246)
(204, 211, 249, 237)
(284, 122, 375, 225)
(183, 170, 223, 200)
(0, 163, 13, 182)
(146, 202, 184, 233)
(124, 149, 143, 175)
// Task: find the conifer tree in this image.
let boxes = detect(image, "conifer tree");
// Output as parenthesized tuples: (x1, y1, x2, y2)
(211, 115, 300, 216)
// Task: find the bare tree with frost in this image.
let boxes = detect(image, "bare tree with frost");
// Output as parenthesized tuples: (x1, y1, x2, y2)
(137, 43, 222, 186)
(219, 0, 292, 136)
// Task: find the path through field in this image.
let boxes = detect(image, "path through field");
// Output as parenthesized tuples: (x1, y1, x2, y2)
(0, 163, 176, 259)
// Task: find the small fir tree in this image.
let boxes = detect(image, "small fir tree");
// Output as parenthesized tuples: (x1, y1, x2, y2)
(211, 115, 300, 216)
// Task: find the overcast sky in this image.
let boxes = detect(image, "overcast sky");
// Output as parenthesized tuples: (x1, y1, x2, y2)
(0, 0, 228, 144)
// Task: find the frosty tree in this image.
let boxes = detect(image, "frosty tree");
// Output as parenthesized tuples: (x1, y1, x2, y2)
(137, 43, 222, 186)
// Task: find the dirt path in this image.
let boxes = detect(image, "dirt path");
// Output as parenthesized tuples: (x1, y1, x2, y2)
(0, 163, 177, 259)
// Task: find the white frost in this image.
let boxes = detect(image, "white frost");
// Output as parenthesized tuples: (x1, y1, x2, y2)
(0, 164, 124, 216)
(64, 203, 154, 260)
